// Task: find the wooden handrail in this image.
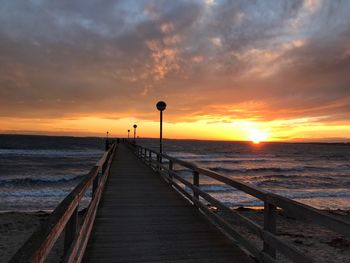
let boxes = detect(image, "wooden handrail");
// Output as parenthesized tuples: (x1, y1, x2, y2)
(131, 143, 350, 263)
(10, 143, 117, 263)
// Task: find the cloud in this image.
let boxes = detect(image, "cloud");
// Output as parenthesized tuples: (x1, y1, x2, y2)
(0, 0, 349, 128)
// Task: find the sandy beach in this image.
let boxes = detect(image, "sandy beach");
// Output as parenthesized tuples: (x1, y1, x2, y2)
(0, 211, 63, 263)
(1, 208, 349, 263)
(220, 207, 350, 262)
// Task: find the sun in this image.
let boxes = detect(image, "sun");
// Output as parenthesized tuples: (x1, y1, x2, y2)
(247, 128, 269, 144)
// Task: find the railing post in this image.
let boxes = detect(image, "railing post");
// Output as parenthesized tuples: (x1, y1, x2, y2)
(159, 153, 162, 172)
(263, 201, 277, 259)
(193, 171, 199, 201)
(149, 151, 152, 167)
(169, 160, 173, 181)
(64, 207, 78, 254)
(157, 154, 160, 172)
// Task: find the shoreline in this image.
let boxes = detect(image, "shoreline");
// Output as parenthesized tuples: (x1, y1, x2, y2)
(1, 208, 349, 262)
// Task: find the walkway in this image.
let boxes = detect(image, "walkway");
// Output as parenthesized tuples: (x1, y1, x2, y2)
(83, 144, 252, 263)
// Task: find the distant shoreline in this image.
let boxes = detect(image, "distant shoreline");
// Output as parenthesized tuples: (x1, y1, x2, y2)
(1, 133, 349, 144)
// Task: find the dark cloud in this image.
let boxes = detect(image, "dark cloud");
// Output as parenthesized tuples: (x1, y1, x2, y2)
(0, 0, 349, 124)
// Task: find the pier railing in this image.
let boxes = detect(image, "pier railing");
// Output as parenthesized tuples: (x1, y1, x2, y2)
(10, 143, 117, 263)
(132, 143, 350, 263)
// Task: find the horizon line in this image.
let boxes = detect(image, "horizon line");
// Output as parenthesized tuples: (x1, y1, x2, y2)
(1, 132, 349, 144)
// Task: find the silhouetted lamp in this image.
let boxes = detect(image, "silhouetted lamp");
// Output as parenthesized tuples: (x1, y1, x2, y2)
(105, 131, 109, 150)
(156, 101, 166, 157)
(133, 124, 137, 143)
(127, 129, 130, 140)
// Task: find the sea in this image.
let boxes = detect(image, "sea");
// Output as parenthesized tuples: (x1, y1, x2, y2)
(0, 135, 349, 211)
(0, 135, 105, 211)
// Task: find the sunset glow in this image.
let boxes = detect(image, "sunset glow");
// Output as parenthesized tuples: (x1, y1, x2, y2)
(247, 128, 269, 144)
(0, 1, 349, 142)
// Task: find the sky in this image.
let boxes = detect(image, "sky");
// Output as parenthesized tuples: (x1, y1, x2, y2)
(0, 0, 349, 142)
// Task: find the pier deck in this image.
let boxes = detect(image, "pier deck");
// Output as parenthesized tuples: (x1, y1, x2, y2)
(83, 144, 252, 263)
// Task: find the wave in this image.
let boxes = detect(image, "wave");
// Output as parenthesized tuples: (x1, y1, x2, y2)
(0, 149, 103, 158)
(209, 165, 350, 174)
(196, 159, 272, 164)
(0, 175, 84, 187)
(204, 190, 350, 208)
(194, 177, 350, 193)
(0, 189, 73, 197)
(199, 184, 236, 193)
(209, 167, 303, 173)
(254, 179, 340, 188)
(277, 190, 350, 200)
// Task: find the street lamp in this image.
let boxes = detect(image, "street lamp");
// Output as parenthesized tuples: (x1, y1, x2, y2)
(156, 101, 166, 157)
(105, 131, 109, 150)
(133, 124, 137, 143)
(127, 129, 130, 140)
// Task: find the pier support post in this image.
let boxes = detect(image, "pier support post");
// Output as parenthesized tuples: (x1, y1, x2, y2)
(263, 202, 277, 259)
(64, 207, 78, 254)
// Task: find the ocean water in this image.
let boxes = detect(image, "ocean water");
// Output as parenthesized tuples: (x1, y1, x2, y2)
(0, 135, 104, 211)
(0, 135, 349, 211)
(139, 139, 350, 210)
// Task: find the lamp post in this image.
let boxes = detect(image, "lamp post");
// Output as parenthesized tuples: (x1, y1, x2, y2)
(105, 131, 109, 150)
(156, 101, 166, 158)
(127, 129, 130, 140)
(133, 124, 137, 144)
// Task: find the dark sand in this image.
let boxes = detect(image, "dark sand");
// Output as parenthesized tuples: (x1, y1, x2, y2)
(0, 211, 63, 263)
(219, 207, 350, 262)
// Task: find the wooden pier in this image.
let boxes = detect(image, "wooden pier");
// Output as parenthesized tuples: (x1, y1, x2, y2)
(83, 144, 252, 262)
(10, 141, 350, 263)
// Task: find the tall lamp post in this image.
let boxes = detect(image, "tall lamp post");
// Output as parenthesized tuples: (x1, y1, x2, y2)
(105, 131, 109, 150)
(127, 129, 130, 140)
(156, 101, 167, 158)
(133, 124, 137, 144)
